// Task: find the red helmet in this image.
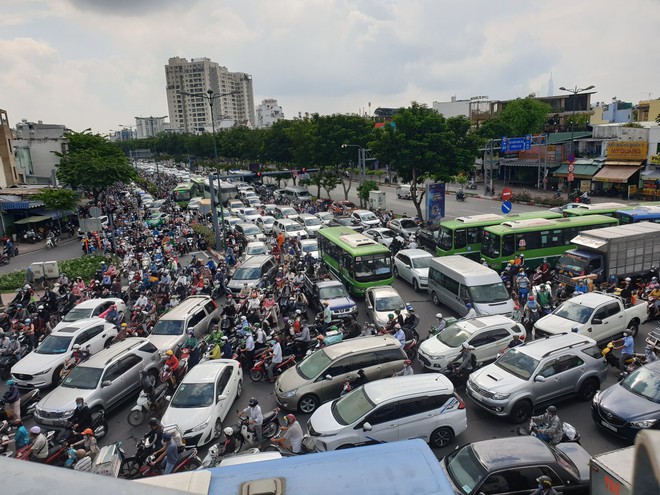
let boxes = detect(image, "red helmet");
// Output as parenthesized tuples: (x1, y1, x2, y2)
(284, 414, 296, 425)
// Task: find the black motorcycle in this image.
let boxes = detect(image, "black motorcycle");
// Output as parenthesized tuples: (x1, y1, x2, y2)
(456, 190, 466, 202)
(0, 389, 40, 420)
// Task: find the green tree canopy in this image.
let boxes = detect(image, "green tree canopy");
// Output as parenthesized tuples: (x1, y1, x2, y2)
(498, 97, 551, 136)
(33, 188, 79, 229)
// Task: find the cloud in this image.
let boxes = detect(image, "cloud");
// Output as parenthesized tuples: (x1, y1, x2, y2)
(64, 0, 200, 16)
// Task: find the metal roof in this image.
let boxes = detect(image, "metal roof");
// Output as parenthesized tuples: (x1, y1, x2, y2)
(472, 437, 556, 470)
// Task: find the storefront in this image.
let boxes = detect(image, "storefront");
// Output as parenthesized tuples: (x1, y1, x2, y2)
(641, 154, 660, 200)
(552, 159, 603, 193)
(591, 142, 648, 199)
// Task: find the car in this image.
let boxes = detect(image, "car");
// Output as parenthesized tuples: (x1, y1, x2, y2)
(34, 338, 162, 430)
(363, 227, 400, 248)
(145, 212, 170, 227)
(244, 197, 263, 209)
(297, 214, 324, 236)
(467, 333, 608, 423)
(235, 207, 261, 223)
(263, 204, 277, 216)
(11, 319, 119, 389)
(234, 223, 266, 243)
(441, 436, 591, 495)
(315, 211, 334, 225)
(330, 200, 358, 215)
(227, 199, 244, 213)
(255, 215, 276, 234)
(273, 219, 307, 240)
(416, 227, 440, 252)
(161, 359, 243, 447)
(417, 315, 525, 372)
(274, 206, 299, 220)
(548, 202, 583, 214)
(591, 360, 660, 441)
(52, 298, 127, 332)
(387, 217, 420, 239)
(328, 216, 364, 232)
(223, 216, 242, 232)
(364, 286, 409, 329)
(239, 190, 258, 200)
(244, 241, 270, 258)
(308, 374, 467, 451)
(299, 238, 319, 259)
(351, 209, 381, 228)
(393, 249, 433, 291)
(273, 189, 287, 201)
(77, 215, 109, 237)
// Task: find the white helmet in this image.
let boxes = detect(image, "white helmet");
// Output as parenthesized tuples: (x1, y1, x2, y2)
(435, 313, 443, 319)
(73, 344, 81, 350)
(223, 427, 233, 437)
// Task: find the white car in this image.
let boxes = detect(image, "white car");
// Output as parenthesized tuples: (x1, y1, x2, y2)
(161, 359, 243, 447)
(244, 241, 269, 257)
(393, 249, 433, 292)
(363, 228, 399, 248)
(223, 216, 242, 232)
(227, 200, 245, 215)
(365, 286, 409, 329)
(299, 238, 319, 259)
(298, 214, 323, 236)
(274, 206, 299, 220)
(255, 215, 276, 234)
(11, 319, 119, 388)
(308, 374, 466, 451)
(244, 197, 263, 209)
(236, 208, 261, 223)
(273, 219, 307, 240)
(387, 218, 419, 239)
(263, 204, 277, 217)
(351, 209, 381, 228)
(417, 315, 525, 372)
(52, 298, 127, 332)
(315, 211, 334, 225)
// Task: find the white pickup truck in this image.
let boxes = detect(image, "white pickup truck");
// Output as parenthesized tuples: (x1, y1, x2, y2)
(534, 292, 647, 344)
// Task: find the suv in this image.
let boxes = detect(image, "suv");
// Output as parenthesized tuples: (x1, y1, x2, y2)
(34, 338, 162, 428)
(466, 333, 607, 423)
(52, 298, 126, 332)
(234, 223, 266, 243)
(275, 335, 407, 414)
(226, 255, 278, 295)
(308, 374, 467, 451)
(273, 219, 307, 240)
(297, 214, 324, 236)
(11, 319, 119, 389)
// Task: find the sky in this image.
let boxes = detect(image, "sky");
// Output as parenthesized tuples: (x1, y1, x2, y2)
(1, 0, 659, 135)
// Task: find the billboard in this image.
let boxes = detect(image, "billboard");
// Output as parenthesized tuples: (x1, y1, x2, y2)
(425, 183, 446, 225)
(606, 141, 648, 161)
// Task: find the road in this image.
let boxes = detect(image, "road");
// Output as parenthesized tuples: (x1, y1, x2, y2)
(0, 188, 637, 467)
(0, 238, 81, 276)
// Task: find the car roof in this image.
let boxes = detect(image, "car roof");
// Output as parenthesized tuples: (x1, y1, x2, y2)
(52, 318, 109, 334)
(182, 359, 235, 383)
(516, 333, 597, 359)
(323, 335, 400, 359)
(258, 215, 275, 220)
(364, 375, 453, 404)
(471, 437, 556, 470)
(69, 298, 123, 309)
(300, 239, 318, 245)
(565, 292, 617, 308)
(80, 338, 152, 368)
(368, 227, 394, 233)
(397, 249, 432, 258)
(246, 241, 267, 247)
(354, 209, 373, 215)
(457, 315, 517, 329)
(368, 286, 401, 297)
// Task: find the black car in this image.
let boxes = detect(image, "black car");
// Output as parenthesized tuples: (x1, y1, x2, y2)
(328, 217, 364, 232)
(591, 361, 660, 441)
(416, 227, 439, 252)
(441, 437, 590, 495)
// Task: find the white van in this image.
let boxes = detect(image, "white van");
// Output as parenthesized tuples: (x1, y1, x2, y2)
(283, 186, 312, 203)
(427, 256, 514, 317)
(396, 184, 414, 199)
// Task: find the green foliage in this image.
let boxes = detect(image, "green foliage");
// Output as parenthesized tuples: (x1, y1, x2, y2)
(498, 97, 551, 137)
(620, 122, 643, 128)
(33, 188, 78, 213)
(321, 173, 342, 199)
(510, 191, 533, 203)
(191, 224, 215, 247)
(357, 181, 379, 208)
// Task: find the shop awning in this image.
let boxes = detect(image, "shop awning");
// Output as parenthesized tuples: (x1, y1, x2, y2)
(604, 161, 644, 167)
(14, 215, 51, 225)
(553, 164, 601, 179)
(37, 210, 74, 220)
(592, 165, 641, 183)
(641, 168, 660, 180)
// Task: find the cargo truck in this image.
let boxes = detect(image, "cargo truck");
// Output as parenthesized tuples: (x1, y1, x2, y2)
(554, 222, 660, 288)
(590, 446, 634, 495)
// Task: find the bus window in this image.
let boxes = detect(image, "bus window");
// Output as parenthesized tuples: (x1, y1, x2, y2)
(454, 229, 467, 249)
(353, 255, 391, 282)
(502, 234, 515, 257)
(467, 227, 482, 245)
(437, 226, 452, 251)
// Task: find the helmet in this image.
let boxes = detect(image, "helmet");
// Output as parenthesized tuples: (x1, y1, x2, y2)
(295, 309, 302, 315)
(462, 342, 470, 349)
(82, 428, 94, 436)
(329, 325, 338, 331)
(387, 314, 394, 319)
(30, 426, 41, 434)
(73, 344, 81, 350)
(166, 350, 174, 356)
(16, 304, 22, 308)
(536, 476, 553, 489)
(625, 277, 631, 282)
(223, 427, 234, 437)
(24, 319, 31, 324)
(546, 405, 558, 415)
(241, 315, 247, 321)
(466, 303, 472, 309)
(406, 304, 414, 311)
(248, 397, 258, 407)
(162, 431, 172, 441)
(394, 323, 401, 329)
(528, 295, 535, 301)
(284, 414, 296, 425)
(6, 379, 14, 386)
(435, 313, 443, 319)
(121, 323, 127, 327)
(38, 305, 44, 310)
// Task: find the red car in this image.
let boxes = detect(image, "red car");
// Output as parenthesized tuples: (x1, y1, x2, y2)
(329, 200, 358, 215)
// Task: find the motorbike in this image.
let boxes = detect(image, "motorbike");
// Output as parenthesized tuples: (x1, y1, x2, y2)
(442, 360, 480, 389)
(517, 419, 581, 444)
(120, 435, 160, 479)
(456, 190, 466, 202)
(0, 389, 40, 420)
(199, 446, 260, 469)
(602, 341, 645, 377)
(136, 447, 201, 477)
(249, 353, 296, 382)
(228, 408, 281, 451)
(45, 236, 59, 249)
(0, 253, 9, 266)
(263, 433, 315, 456)
(127, 382, 169, 427)
(21, 230, 39, 244)
(466, 181, 478, 190)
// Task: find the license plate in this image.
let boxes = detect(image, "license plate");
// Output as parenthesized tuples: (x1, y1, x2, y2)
(601, 420, 617, 432)
(468, 388, 483, 403)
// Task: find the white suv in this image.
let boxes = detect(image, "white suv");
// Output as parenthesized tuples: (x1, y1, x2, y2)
(11, 319, 118, 388)
(308, 374, 466, 451)
(273, 219, 307, 239)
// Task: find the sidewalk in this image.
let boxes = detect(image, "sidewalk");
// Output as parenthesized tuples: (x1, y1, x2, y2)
(13, 235, 78, 256)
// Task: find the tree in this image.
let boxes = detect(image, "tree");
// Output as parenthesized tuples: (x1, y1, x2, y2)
(321, 173, 342, 199)
(370, 103, 480, 219)
(497, 97, 551, 136)
(357, 181, 379, 208)
(57, 131, 137, 202)
(33, 188, 78, 231)
(339, 168, 360, 200)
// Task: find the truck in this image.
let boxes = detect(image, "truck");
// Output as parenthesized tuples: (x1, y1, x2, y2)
(534, 292, 647, 343)
(303, 272, 358, 321)
(590, 446, 634, 495)
(554, 222, 660, 288)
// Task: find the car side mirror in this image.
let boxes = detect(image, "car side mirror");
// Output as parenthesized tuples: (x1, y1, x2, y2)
(217, 394, 227, 401)
(363, 422, 372, 432)
(101, 380, 112, 388)
(592, 318, 603, 324)
(534, 375, 546, 383)
(165, 395, 171, 402)
(325, 374, 333, 380)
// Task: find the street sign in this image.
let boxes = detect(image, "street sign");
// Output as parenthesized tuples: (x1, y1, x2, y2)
(500, 135, 532, 153)
(501, 187, 512, 201)
(568, 163, 575, 173)
(567, 172, 575, 182)
(568, 154, 575, 164)
(501, 201, 512, 214)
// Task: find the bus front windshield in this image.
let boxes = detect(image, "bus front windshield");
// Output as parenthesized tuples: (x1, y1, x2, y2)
(481, 231, 501, 258)
(437, 226, 452, 251)
(174, 189, 191, 201)
(353, 254, 392, 282)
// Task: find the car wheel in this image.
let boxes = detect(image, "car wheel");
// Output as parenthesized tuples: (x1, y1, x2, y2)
(509, 401, 532, 424)
(578, 378, 599, 401)
(430, 426, 454, 448)
(53, 365, 64, 386)
(236, 380, 243, 398)
(627, 321, 639, 338)
(432, 292, 440, 306)
(413, 279, 419, 292)
(393, 267, 399, 279)
(104, 337, 114, 349)
(213, 419, 222, 439)
(298, 395, 320, 414)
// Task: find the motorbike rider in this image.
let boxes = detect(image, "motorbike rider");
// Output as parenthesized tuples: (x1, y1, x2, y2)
(393, 324, 406, 348)
(612, 331, 635, 371)
(70, 428, 99, 457)
(153, 431, 178, 474)
(239, 397, 263, 445)
(530, 406, 563, 445)
(140, 369, 157, 403)
(271, 413, 304, 454)
(456, 188, 465, 201)
(0, 332, 20, 358)
(182, 330, 199, 367)
(28, 426, 49, 463)
(433, 313, 447, 335)
(2, 379, 20, 420)
(523, 295, 540, 329)
(265, 335, 283, 383)
(536, 284, 552, 311)
(645, 343, 658, 363)
(221, 336, 233, 359)
(575, 279, 588, 294)
(42, 287, 59, 313)
(70, 397, 93, 432)
(530, 476, 559, 495)
(220, 427, 238, 455)
(164, 349, 179, 377)
(517, 269, 531, 303)
(452, 342, 475, 384)
(145, 417, 164, 449)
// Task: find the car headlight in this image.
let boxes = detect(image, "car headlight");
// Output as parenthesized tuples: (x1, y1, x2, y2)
(191, 421, 209, 432)
(34, 367, 52, 376)
(492, 393, 510, 400)
(280, 389, 298, 398)
(592, 391, 600, 405)
(631, 419, 657, 429)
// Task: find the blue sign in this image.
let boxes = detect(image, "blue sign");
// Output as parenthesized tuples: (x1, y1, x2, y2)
(501, 201, 512, 214)
(501, 135, 532, 153)
(426, 183, 446, 224)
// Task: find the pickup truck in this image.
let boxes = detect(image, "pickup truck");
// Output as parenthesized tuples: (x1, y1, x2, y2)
(534, 292, 647, 343)
(303, 273, 358, 320)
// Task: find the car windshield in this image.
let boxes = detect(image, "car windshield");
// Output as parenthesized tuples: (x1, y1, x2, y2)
(247, 245, 268, 255)
(375, 294, 404, 312)
(445, 446, 488, 495)
(331, 388, 376, 426)
(261, 217, 275, 225)
(557, 253, 589, 273)
(285, 224, 303, 232)
(304, 217, 322, 226)
(243, 209, 258, 216)
(437, 226, 453, 251)
(61, 366, 103, 390)
(553, 301, 594, 324)
(438, 322, 473, 347)
(171, 383, 215, 408)
(400, 219, 417, 229)
(36, 335, 73, 354)
(301, 243, 318, 253)
(469, 283, 510, 303)
(280, 208, 296, 216)
(361, 213, 378, 221)
(354, 255, 392, 282)
(411, 257, 432, 269)
(319, 285, 348, 299)
(233, 267, 261, 280)
(495, 347, 539, 380)
(297, 349, 332, 380)
(379, 230, 395, 238)
(241, 225, 260, 235)
(621, 367, 660, 403)
(62, 308, 93, 322)
(151, 320, 184, 336)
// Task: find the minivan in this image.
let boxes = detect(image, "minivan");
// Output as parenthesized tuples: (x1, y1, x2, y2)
(226, 255, 278, 295)
(283, 186, 312, 203)
(148, 296, 219, 352)
(396, 184, 414, 199)
(275, 335, 407, 414)
(428, 256, 514, 317)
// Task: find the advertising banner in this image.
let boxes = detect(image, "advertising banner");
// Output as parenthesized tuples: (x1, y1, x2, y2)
(425, 183, 446, 225)
(606, 141, 648, 161)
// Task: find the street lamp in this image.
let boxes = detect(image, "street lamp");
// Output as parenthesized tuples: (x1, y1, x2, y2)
(178, 89, 239, 252)
(559, 84, 595, 199)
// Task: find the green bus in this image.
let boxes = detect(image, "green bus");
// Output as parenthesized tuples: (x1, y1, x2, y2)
(172, 182, 202, 204)
(564, 201, 660, 218)
(435, 211, 563, 260)
(317, 226, 393, 296)
(481, 214, 618, 270)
